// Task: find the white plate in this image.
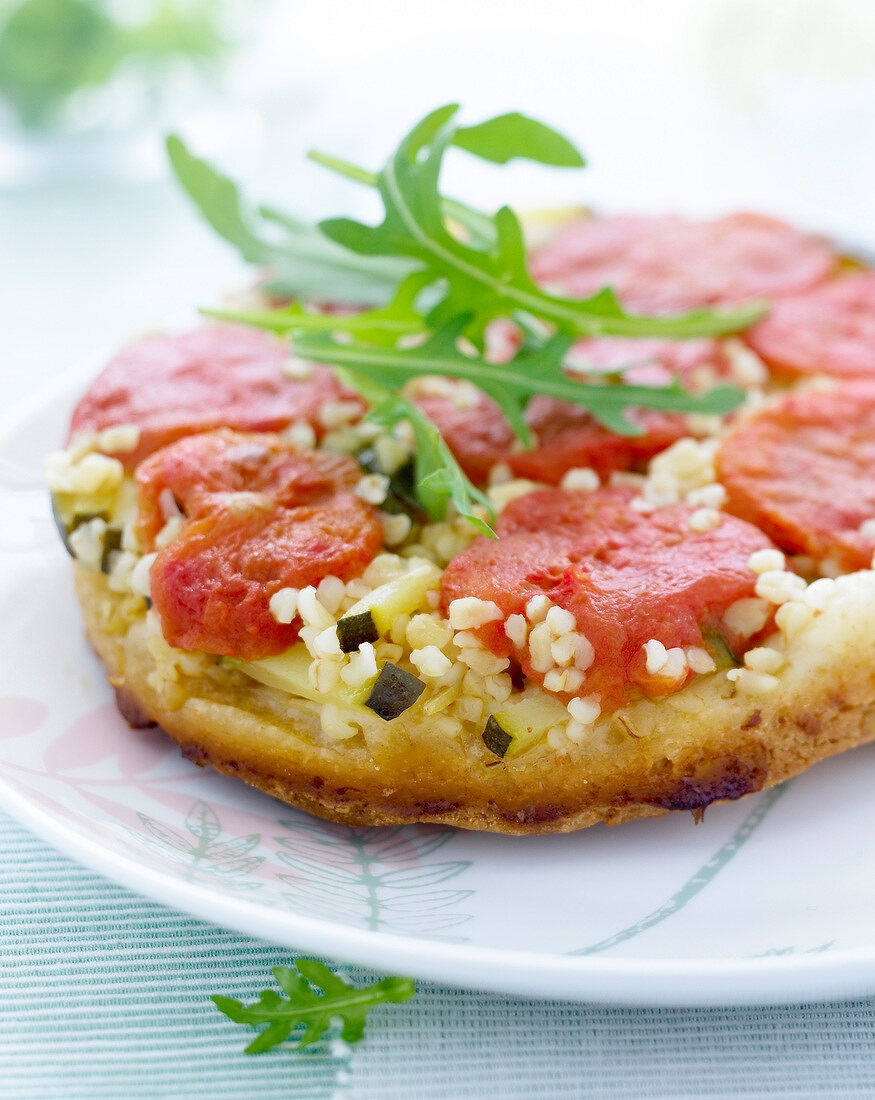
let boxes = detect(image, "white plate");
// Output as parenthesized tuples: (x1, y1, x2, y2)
(3, 383, 875, 1007)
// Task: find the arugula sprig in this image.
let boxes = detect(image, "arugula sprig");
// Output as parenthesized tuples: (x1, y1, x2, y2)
(169, 106, 763, 535)
(316, 104, 764, 343)
(168, 111, 575, 301)
(212, 959, 415, 1054)
(305, 104, 585, 250)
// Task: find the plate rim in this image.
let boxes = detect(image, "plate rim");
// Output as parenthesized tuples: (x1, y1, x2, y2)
(4, 377, 875, 1007)
(4, 768, 875, 1006)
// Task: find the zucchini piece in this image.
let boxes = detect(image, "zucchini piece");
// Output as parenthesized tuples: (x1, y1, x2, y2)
(482, 715, 512, 758)
(51, 490, 122, 571)
(340, 561, 442, 636)
(336, 611, 380, 653)
(223, 645, 371, 710)
(100, 527, 123, 574)
(50, 492, 108, 556)
(356, 447, 425, 521)
(364, 663, 425, 721)
(487, 692, 570, 759)
(50, 492, 73, 553)
(422, 681, 462, 717)
(701, 628, 740, 669)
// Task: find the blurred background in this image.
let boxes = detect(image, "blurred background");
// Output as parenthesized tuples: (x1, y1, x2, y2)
(2, 0, 874, 402)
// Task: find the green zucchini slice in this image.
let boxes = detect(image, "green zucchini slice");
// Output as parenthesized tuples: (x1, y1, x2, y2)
(364, 663, 425, 721)
(482, 715, 512, 758)
(336, 610, 380, 653)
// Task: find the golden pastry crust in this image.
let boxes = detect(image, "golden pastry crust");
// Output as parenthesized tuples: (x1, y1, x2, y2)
(76, 566, 875, 835)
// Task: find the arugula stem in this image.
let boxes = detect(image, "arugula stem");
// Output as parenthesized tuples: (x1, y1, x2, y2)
(294, 336, 743, 416)
(531, 295, 767, 338)
(307, 150, 377, 186)
(202, 306, 423, 337)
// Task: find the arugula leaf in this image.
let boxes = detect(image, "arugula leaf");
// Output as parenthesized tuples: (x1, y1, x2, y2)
(319, 105, 766, 341)
(212, 959, 415, 1054)
(453, 111, 586, 167)
(307, 107, 585, 242)
(171, 109, 763, 338)
(167, 134, 269, 264)
(166, 135, 416, 305)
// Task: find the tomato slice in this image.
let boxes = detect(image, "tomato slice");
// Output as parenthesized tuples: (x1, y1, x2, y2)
(441, 486, 774, 708)
(718, 382, 875, 570)
(70, 324, 362, 468)
(530, 213, 836, 313)
(136, 431, 382, 658)
(746, 272, 875, 380)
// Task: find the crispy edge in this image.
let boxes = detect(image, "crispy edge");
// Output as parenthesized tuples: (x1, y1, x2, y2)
(75, 567, 875, 835)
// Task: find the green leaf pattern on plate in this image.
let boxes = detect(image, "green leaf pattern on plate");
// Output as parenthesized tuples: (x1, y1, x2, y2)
(274, 817, 473, 940)
(126, 788, 803, 956)
(136, 799, 265, 889)
(569, 784, 792, 956)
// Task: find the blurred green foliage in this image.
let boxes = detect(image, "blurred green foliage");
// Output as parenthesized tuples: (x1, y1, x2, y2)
(0, 0, 229, 129)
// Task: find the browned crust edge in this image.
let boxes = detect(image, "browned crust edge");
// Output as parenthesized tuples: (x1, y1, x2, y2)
(77, 569, 875, 835)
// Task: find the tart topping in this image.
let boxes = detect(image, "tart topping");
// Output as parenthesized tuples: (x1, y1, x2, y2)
(69, 324, 362, 468)
(413, 388, 689, 487)
(174, 109, 761, 535)
(717, 381, 875, 570)
(410, 333, 750, 489)
(136, 428, 367, 545)
(746, 271, 875, 380)
(530, 213, 837, 313)
(440, 485, 776, 708)
(564, 336, 732, 387)
(135, 430, 382, 659)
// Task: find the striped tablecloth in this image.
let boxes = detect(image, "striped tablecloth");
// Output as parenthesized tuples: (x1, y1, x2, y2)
(4, 810, 875, 1099)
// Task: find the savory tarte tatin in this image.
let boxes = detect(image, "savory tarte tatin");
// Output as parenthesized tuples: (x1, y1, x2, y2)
(49, 211, 875, 833)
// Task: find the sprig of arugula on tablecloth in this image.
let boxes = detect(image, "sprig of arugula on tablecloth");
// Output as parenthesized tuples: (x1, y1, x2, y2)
(212, 958, 415, 1054)
(168, 106, 764, 534)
